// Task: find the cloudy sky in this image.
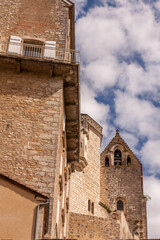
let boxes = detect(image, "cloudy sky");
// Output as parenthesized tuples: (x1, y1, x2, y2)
(72, 0, 160, 238)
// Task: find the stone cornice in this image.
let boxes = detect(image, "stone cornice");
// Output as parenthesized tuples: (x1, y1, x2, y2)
(81, 114, 103, 140)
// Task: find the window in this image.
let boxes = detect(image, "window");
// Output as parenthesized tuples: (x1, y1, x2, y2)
(23, 39, 43, 58)
(23, 39, 56, 58)
(114, 149, 122, 165)
(59, 175, 63, 195)
(91, 202, 94, 214)
(105, 157, 109, 167)
(88, 200, 94, 214)
(127, 156, 131, 165)
(88, 200, 91, 212)
(117, 200, 124, 210)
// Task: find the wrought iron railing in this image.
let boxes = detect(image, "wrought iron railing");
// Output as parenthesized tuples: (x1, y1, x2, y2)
(0, 42, 80, 64)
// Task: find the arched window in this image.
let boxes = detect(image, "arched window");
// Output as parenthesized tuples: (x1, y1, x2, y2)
(114, 150, 122, 165)
(105, 157, 109, 167)
(117, 200, 124, 210)
(127, 156, 131, 165)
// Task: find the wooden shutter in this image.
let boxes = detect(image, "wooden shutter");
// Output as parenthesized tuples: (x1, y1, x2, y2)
(8, 36, 22, 55)
(44, 41, 56, 59)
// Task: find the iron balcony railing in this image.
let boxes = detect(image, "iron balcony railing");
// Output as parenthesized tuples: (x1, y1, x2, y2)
(0, 42, 80, 64)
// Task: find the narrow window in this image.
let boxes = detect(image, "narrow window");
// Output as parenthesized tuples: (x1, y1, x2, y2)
(127, 156, 131, 165)
(105, 157, 109, 167)
(114, 150, 122, 165)
(117, 200, 124, 210)
(88, 200, 91, 212)
(91, 202, 94, 214)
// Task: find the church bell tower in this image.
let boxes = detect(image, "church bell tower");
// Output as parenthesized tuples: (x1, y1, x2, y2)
(100, 130, 148, 239)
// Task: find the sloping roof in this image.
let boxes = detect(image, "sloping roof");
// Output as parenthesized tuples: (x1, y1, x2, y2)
(0, 173, 49, 199)
(101, 130, 141, 164)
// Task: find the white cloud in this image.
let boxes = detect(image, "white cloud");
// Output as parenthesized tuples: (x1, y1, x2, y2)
(120, 131, 139, 155)
(144, 176, 160, 238)
(76, 7, 126, 63)
(81, 82, 110, 131)
(72, 0, 88, 18)
(75, 1, 160, 237)
(82, 59, 120, 91)
(115, 91, 160, 140)
(141, 140, 160, 174)
(121, 63, 160, 96)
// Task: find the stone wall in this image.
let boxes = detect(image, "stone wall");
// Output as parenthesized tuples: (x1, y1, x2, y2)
(0, 69, 63, 195)
(69, 212, 121, 240)
(0, 53, 80, 238)
(0, 66, 71, 238)
(69, 114, 108, 218)
(0, 0, 69, 49)
(100, 132, 147, 238)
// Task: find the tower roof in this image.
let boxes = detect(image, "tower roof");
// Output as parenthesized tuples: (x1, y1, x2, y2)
(101, 130, 141, 164)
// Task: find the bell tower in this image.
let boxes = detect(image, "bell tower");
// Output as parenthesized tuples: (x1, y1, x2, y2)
(100, 130, 147, 239)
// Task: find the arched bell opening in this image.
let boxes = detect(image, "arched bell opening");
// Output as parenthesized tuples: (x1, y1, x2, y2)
(127, 156, 131, 165)
(114, 149, 122, 166)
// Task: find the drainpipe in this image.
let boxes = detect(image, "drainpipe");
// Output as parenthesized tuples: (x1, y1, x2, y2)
(34, 199, 50, 240)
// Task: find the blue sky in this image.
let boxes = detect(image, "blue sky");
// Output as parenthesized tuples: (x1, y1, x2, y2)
(73, 0, 160, 238)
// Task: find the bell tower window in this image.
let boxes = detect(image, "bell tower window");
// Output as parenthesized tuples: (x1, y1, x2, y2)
(105, 157, 109, 167)
(117, 200, 124, 210)
(127, 156, 131, 165)
(114, 150, 122, 165)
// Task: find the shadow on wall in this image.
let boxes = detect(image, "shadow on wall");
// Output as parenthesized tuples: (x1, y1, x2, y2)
(0, 70, 61, 99)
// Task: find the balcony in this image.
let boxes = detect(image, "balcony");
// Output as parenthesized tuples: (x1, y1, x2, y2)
(0, 41, 80, 64)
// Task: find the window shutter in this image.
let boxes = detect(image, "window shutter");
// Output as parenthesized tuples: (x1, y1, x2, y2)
(68, 19, 70, 37)
(44, 41, 56, 59)
(8, 36, 22, 55)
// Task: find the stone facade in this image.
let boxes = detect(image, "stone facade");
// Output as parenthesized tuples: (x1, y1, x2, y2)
(101, 130, 147, 239)
(69, 116, 147, 240)
(0, 0, 80, 239)
(69, 114, 108, 218)
(69, 211, 133, 240)
(0, 0, 74, 50)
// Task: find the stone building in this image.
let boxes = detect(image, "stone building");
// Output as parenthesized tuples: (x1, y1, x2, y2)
(0, 0, 147, 239)
(69, 115, 147, 240)
(0, 0, 80, 239)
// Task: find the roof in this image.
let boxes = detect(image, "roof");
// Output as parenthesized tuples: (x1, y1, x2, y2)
(101, 130, 141, 164)
(0, 173, 49, 199)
